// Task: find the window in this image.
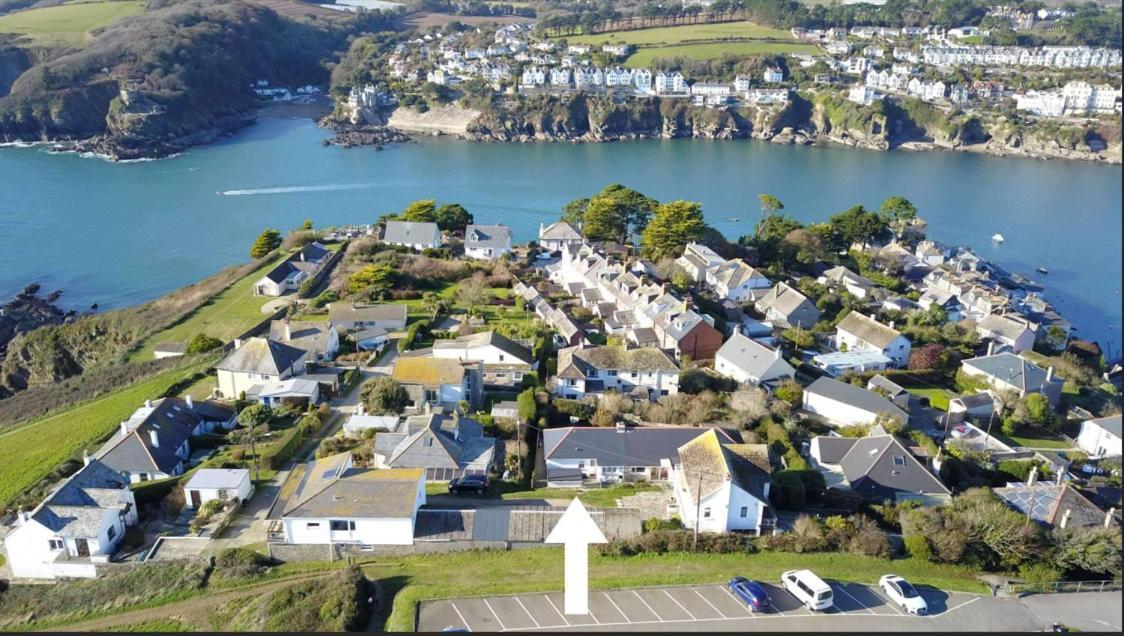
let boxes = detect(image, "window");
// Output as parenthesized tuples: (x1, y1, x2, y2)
(607, 370, 618, 377)
(892, 456, 906, 466)
(138, 473, 150, 482)
(499, 354, 505, 361)
(425, 438, 434, 447)
(48, 539, 64, 551)
(330, 520, 356, 531)
(740, 506, 748, 518)
(217, 489, 229, 500)
(703, 507, 711, 518)
(107, 525, 116, 540)
(306, 522, 321, 528)
(632, 467, 646, 473)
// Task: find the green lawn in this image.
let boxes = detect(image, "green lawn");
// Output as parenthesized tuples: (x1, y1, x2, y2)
(127, 254, 284, 362)
(373, 548, 986, 631)
(0, 1, 144, 47)
(625, 41, 817, 66)
(1000, 427, 1076, 451)
(563, 22, 797, 46)
(0, 359, 213, 506)
(503, 483, 663, 507)
(905, 387, 954, 412)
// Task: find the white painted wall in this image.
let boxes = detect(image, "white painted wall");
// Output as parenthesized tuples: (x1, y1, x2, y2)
(1077, 421, 1122, 458)
(802, 392, 882, 426)
(185, 477, 253, 510)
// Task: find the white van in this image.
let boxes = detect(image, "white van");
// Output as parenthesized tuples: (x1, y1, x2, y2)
(781, 569, 834, 611)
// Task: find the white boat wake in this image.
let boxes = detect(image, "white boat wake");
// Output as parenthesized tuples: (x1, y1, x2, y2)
(218, 183, 379, 196)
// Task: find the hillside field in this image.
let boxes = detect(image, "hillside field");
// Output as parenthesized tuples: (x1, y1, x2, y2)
(0, 0, 144, 47)
(561, 22, 818, 65)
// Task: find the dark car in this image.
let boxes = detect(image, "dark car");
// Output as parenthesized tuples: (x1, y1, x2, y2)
(728, 576, 772, 611)
(448, 474, 489, 495)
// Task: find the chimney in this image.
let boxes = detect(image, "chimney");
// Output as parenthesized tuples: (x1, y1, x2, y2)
(144, 399, 153, 408)
(986, 340, 996, 356)
(1055, 468, 1064, 486)
(1046, 366, 1055, 382)
(774, 345, 783, 360)
(233, 338, 243, 350)
(1027, 465, 1038, 487)
(1059, 508, 1072, 530)
(149, 429, 160, 448)
(120, 421, 129, 437)
(18, 509, 29, 524)
(888, 320, 895, 330)
(539, 222, 544, 236)
(284, 318, 292, 341)
(300, 250, 306, 262)
(83, 450, 91, 467)
(185, 395, 194, 410)
(1107, 507, 1117, 529)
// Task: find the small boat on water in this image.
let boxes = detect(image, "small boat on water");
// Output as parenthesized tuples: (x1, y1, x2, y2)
(992, 233, 1006, 243)
(727, 216, 739, 222)
(1036, 266, 1049, 274)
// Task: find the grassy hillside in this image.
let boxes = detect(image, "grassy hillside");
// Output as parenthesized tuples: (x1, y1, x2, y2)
(560, 22, 816, 66)
(0, 0, 144, 48)
(626, 40, 816, 66)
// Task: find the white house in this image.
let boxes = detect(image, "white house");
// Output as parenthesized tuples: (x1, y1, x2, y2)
(268, 319, 340, 363)
(250, 377, 321, 408)
(960, 352, 1065, 407)
(540, 426, 722, 486)
(655, 71, 687, 94)
(4, 458, 137, 579)
(553, 345, 679, 401)
(714, 333, 795, 388)
(676, 242, 725, 284)
(432, 329, 535, 388)
(802, 377, 909, 427)
(281, 452, 425, 546)
(835, 312, 912, 368)
(976, 313, 1037, 354)
(633, 68, 653, 93)
(382, 220, 442, 250)
(538, 221, 583, 252)
(392, 356, 483, 412)
(352, 327, 390, 352)
(706, 260, 771, 302)
(183, 469, 253, 510)
(1076, 415, 1121, 459)
(215, 337, 307, 400)
(253, 242, 332, 297)
(763, 66, 784, 83)
(328, 303, 408, 332)
(670, 429, 773, 535)
(464, 224, 512, 259)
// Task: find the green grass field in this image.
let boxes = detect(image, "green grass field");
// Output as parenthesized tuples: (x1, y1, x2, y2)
(503, 483, 662, 507)
(564, 22, 796, 46)
(0, 1, 144, 47)
(127, 254, 285, 362)
(0, 359, 212, 506)
(625, 41, 817, 66)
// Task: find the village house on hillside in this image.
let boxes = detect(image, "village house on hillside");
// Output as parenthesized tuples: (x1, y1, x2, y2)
(802, 377, 909, 427)
(553, 345, 679, 401)
(538, 221, 583, 252)
(430, 329, 536, 388)
(214, 337, 307, 400)
(810, 434, 950, 506)
(653, 309, 723, 360)
(392, 356, 484, 412)
(714, 333, 795, 389)
(1076, 415, 1121, 459)
(281, 452, 425, 546)
(540, 426, 728, 486)
(975, 313, 1038, 354)
(372, 413, 497, 481)
(960, 351, 1064, 407)
(4, 458, 138, 579)
(755, 282, 820, 328)
(993, 471, 1115, 531)
(834, 312, 912, 368)
(253, 242, 331, 297)
(382, 220, 442, 251)
(328, 302, 408, 332)
(670, 429, 774, 535)
(464, 224, 512, 259)
(268, 318, 340, 362)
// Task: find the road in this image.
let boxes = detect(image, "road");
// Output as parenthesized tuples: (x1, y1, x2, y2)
(419, 583, 1122, 633)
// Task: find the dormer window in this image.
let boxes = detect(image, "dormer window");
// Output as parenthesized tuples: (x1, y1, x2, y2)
(48, 539, 64, 551)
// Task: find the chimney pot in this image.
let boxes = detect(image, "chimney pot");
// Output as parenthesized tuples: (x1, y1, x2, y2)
(1046, 366, 1055, 382)
(1107, 507, 1117, 529)
(83, 450, 91, 467)
(987, 341, 996, 356)
(120, 421, 129, 437)
(233, 338, 243, 350)
(888, 320, 895, 330)
(185, 395, 194, 410)
(1059, 508, 1072, 530)
(144, 399, 152, 408)
(1027, 465, 1038, 487)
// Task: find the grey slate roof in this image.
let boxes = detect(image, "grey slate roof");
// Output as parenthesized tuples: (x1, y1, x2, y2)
(465, 224, 511, 249)
(1085, 415, 1121, 438)
(283, 452, 422, 519)
(30, 459, 131, 538)
(543, 426, 730, 468)
(833, 435, 950, 500)
(836, 312, 903, 349)
(328, 303, 407, 326)
(806, 377, 909, 421)
(269, 320, 334, 357)
(812, 436, 858, 464)
(962, 352, 1059, 392)
(96, 398, 217, 475)
(867, 374, 907, 398)
(540, 221, 582, 241)
(715, 333, 794, 382)
(557, 345, 679, 378)
(185, 468, 249, 490)
(216, 337, 305, 375)
(383, 220, 440, 245)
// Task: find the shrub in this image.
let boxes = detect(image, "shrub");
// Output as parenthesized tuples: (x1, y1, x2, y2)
(185, 333, 223, 354)
(903, 534, 934, 561)
(552, 398, 593, 421)
(597, 529, 757, 556)
(213, 547, 273, 580)
(643, 517, 684, 533)
(774, 379, 803, 407)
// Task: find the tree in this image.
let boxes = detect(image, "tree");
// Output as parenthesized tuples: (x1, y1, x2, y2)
(909, 343, 950, 370)
(1019, 393, 1053, 428)
(874, 410, 906, 436)
(642, 200, 707, 259)
(250, 229, 282, 259)
(185, 333, 223, 354)
(774, 379, 803, 408)
(828, 205, 890, 247)
(300, 218, 314, 231)
(879, 195, 917, 222)
(573, 185, 658, 243)
(348, 264, 398, 298)
(1053, 528, 1122, 576)
(434, 203, 473, 232)
(756, 193, 784, 236)
(1046, 325, 1068, 350)
(517, 387, 538, 424)
(560, 197, 590, 226)
(422, 291, 449, 321)
(238, 403, 272, 481)
(400, 199, 437, 222)
(455, 271, 489, 314)
(360, 377, 409, 415)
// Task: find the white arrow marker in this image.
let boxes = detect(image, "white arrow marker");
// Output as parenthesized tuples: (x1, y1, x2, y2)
(545, 498, 608, 616)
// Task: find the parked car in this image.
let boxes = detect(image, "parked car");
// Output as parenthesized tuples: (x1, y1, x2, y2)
(780, 569, 833, 611)
(599, 473, 622, 486)
(727, 577, 772, 611)
(879, 574, 928, 615)
(448, 474, 490, 495)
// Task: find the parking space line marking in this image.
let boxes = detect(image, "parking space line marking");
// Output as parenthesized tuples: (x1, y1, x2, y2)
(587, 607, 601, 625)
(946, 597, 981, 614)
(515, 597, 541, 628)
(721, 586, 757, 617)
(483, 598, 507, 631)
(874, 586, 905, 616)
(834, 584, 875, 615)
(602, 591, 632, 623)
(501, 611, 915, 631)
(632, 590, 664, 621)
(450, 602, 472, 632)
(693, 587, 732, 619)
(543, 595, 570, 626)
(661, 589, 697, 620)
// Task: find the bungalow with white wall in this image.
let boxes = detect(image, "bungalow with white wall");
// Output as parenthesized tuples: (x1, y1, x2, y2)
(328, 303, 408, 332)
(835, 312, 912, 368)
(281, 452, 425, 546)
(670, 430, 773, 535)
(253, 242, 332, 297)
(214, 337, 307, 400)
(538, 221, 584, 252)
(183, 469, 254, 510)
(960, 352, 1064, 408)
(432, 329, 535, 388)
(553, 345, 679, 401)
(382, 220, 442, 250)
(4, 458, 137, 579)
(714, 333, 795, 389)
(464, 224, 512, 259)
(1076, 415, 1121, 459)
(392, 356, 484, 412)
(802, 377, 909, 427)
(541, 425, 725, 486)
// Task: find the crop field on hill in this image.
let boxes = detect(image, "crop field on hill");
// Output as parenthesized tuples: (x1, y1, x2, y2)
(0, 1, 143, 47)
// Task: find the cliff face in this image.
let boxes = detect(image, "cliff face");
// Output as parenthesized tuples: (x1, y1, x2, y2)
(464, 93, 754, 142)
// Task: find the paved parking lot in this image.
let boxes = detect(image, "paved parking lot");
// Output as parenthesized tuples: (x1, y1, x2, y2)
(419, 581, 1001, 632)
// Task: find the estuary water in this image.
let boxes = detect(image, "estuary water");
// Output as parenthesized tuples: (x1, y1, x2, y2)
(0, 115, 1120, 349)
